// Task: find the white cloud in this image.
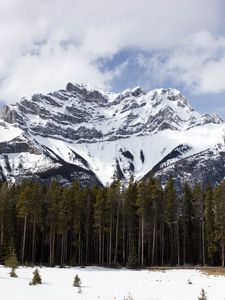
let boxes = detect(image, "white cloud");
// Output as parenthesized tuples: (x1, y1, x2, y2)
(0, 0, 224, 102)
(138, 31, 225, 94)
(0, 43, 127, 102)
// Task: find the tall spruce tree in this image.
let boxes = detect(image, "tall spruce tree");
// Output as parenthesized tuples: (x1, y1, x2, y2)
(94, 187, 107, 264)
(214, 181, 225, 267)
(47, 180, 62, 266)
(136, 180, 147, 266)
(124, 179, 138, 266)
(204, 185, 216, 265)
(182, 182, 195, 264)
(193, 184, 205, 265)
(164, 178, 177, 265)
(17, 183, 32, 264)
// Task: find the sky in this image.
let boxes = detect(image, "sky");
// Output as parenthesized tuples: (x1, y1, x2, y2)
(0, 0, 225, 118)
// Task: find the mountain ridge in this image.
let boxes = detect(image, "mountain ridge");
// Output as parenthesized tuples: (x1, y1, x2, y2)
(0, 82, 225, 187)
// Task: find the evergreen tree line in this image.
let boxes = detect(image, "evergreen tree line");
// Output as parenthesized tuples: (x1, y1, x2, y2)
(0, 177, 224, 267)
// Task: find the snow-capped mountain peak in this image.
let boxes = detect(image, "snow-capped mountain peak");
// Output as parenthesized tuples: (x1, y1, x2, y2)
(0, 83, 224, 187)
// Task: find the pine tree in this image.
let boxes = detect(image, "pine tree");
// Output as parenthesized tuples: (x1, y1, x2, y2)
(124, 179, 138, 266)
(136, 180, 147, 266)
(28, 183, 43, 265)
(16, 183, 31, 264)
(214, 181, 225, 267)
(0, 184, 17, 263)
(0, 183, 7, 260)
(4, 244, 18, 269)
(47, 180, 62, 266)
(94, 187, 107, 264)
(30, 268, 42, 285)
(73, 274, 81, 287)
(182, 182, 195, 264)
(193, 184, 205, 265)
(198, 288, 207, 300)
(127, 243, 138, 268)
(204, 185, 216, 264)
(164, 177, 177, 265)
(58, 187, 71, 266)
(5, 244, 18, 277)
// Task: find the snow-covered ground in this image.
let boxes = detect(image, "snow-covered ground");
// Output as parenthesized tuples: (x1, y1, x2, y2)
(0, 266, 224, 300)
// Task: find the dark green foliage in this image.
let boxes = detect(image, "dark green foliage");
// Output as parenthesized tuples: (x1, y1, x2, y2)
(198, 288, 207, 300)
(213, 182, 225, 267)
(73, 274, 81, 287)
(4, 245, 18, 269)
(127, 245, 138, 268)
(30, 268, 42, 285)
(0, 178, 224, 267)
(205, 185, 216, 262)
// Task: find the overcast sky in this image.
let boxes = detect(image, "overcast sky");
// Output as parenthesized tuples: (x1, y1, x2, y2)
(0, 0, 225, 118)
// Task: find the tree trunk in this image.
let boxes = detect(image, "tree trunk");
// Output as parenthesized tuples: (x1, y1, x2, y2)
(148, 230, 151, 265)
(99, 226, 101, 264)
(49, 227, 52, 266)
(122, 204, 125, 264)
(161, 222, 164, 266)
(60, 233, 64, 266)
(109, 210, 112, 264)
(21, 214, 27, 264)
(49, 226, 55, 266)
(85, 210, 89, 263)
(222, 239, 224, 268)
(102, 231, 105, 264)
(170, 226, 173, 265)
(138, 221, 141, 265)
(32, 216, 36, 265)
(141, 216, 144, 266)
(200, 193, 205, 266)
(176, 221, 180, 266)
(183, 223, 186, 265)
(151, 214, 156, 266)
(0, 221, 3, 248)
(114, 200, 120, 264)
(78, 231, 81, 265)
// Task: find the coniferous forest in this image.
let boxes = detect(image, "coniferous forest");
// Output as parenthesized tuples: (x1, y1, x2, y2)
(0, 177, 224, 268)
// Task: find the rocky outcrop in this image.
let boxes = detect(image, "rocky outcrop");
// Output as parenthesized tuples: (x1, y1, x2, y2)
(0, 105, 18, 124)
(0, 136, 41, 154)
(153, 144, 225, 190)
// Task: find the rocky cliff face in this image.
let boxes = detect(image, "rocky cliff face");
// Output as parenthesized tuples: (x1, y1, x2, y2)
(0, 82, 224, 187)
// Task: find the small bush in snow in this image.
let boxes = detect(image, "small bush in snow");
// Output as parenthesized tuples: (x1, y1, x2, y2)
(73, 274, 81, 287)
(198, 288, 207, 300)
(30, 268, 42, 285)
(10, 268, 18, 278)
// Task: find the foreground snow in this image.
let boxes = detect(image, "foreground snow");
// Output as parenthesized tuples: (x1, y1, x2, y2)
(0, 266, 224, 300)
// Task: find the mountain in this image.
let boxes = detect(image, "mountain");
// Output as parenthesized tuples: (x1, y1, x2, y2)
(0, 82, 225, 188)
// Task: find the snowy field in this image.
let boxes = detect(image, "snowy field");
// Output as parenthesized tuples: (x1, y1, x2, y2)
(0, 266, 225, 300)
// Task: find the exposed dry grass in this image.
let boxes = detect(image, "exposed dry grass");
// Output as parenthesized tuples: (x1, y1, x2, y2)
(147, 266, 225, 276)
(198, 267, 225, 276)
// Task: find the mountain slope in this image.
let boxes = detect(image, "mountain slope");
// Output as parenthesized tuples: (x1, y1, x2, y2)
(0, 83, 224, 187)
